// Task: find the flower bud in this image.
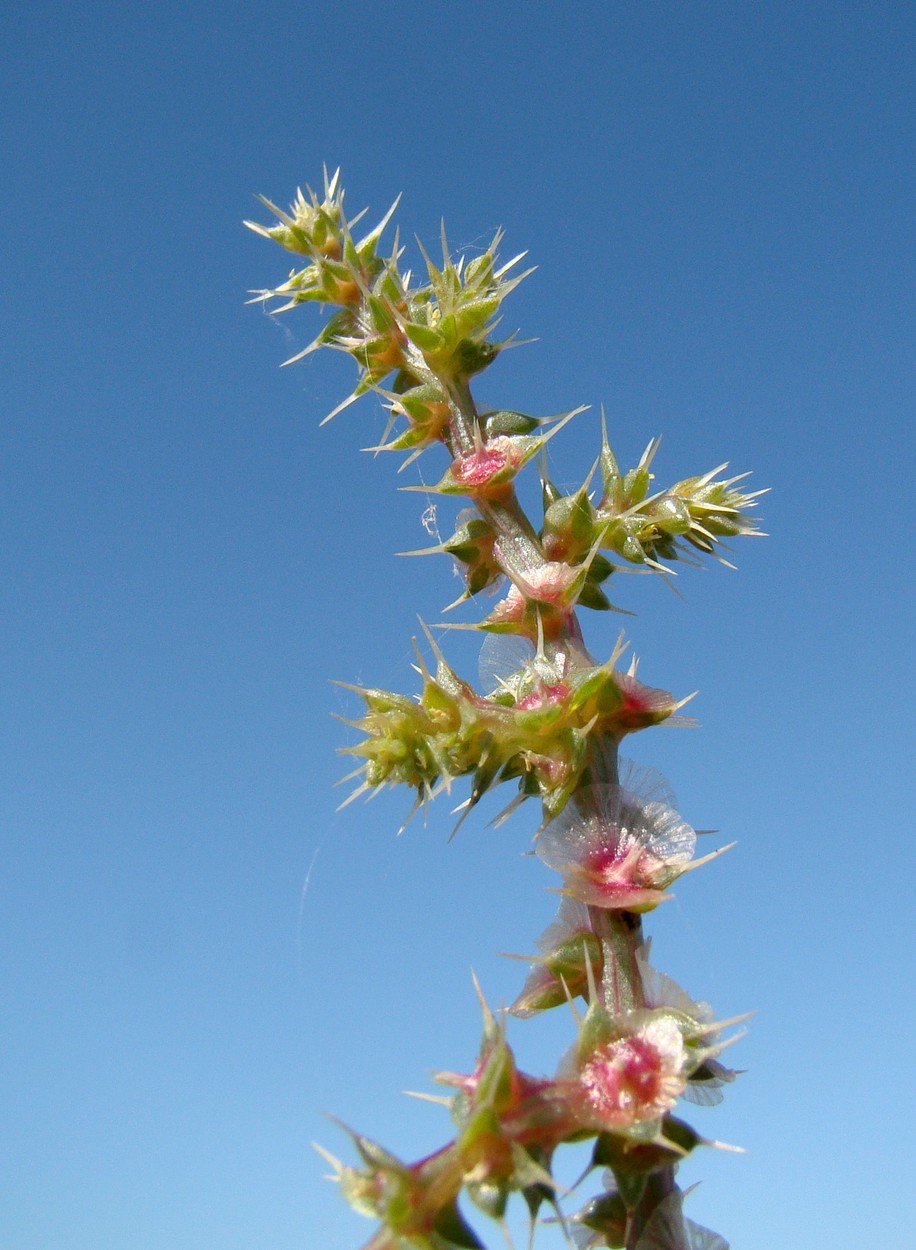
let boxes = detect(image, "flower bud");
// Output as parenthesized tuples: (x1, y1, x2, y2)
(434, 992, 566, 1219)
(542, 489, 596, 563)
(483, 409, 541, 437)
(379, 382, 453, 452)
(443, 517, 502, 597)
(510, 898, 603, 1017)
(328, 1128, 469, 1247)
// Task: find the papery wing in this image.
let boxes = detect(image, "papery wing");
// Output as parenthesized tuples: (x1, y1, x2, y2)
(635, 1191, 729, 1250)
(619, 757, 677, 809)
(682, 1082, 724, 1108)
(637, 949, 705, 1016)
(535, 896, 593, 952)
(683, 1058, 737, 1107)
(683, 1221, 729, 1250)
(478, 632, 534, 696)
(535, 789, 618, 872)
(638, 801, 696, 864)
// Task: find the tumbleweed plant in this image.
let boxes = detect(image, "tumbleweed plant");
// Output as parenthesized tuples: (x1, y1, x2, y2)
(247, 170, 764, 1250)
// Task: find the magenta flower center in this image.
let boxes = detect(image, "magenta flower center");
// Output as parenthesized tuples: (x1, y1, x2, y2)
(582, 839, 653, 895)
(580, 1034, 676, 1123)
(453, 441, 511, 486)
(516, 682, 570, 711)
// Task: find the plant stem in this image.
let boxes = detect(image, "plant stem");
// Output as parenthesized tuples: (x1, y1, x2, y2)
(589, 906, 643, 1015)
(446, 378, 681, 1248)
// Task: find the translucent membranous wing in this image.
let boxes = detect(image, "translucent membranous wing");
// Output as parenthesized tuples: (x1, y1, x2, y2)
(635, 1191, 729, 1250)
(618, 757, 677, 810)
(681, 1058, 737, 1106)
(534, 896, 592, 952)
(477, 632, 535, 698)
(636, 946, 711, 1018)
(538, 780, 696, 867)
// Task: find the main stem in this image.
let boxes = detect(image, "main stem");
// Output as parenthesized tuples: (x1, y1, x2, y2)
(446, 381, 680, 1250)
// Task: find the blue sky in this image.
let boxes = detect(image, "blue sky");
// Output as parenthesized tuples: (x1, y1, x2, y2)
(2, 3, 914, 1248)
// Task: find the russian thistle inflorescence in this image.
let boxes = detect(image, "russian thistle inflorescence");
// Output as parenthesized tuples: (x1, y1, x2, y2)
(247, 169, 764, 1250)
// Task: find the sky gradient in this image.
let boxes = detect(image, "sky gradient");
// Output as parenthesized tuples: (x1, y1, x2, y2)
(3, 4, 914, 1248)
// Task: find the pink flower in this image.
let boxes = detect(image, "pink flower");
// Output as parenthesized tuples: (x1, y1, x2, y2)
(536, 768, 697, 912)
(515, 680, 571, 711)
(448, 435, 534, 497)
(613, 668, 680, 732)
(514, 560, 581, 606)
(576, 1015, 688, 1128)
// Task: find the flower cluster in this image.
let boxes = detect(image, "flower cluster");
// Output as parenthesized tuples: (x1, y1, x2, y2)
(318, 977, 735, 1250)
(410, 428, 763, 629)
(248, 172, 761, 1250)
(341, 643, 683, 822)
(562, 979, 739, 1139)
(247, 170, 530, 429)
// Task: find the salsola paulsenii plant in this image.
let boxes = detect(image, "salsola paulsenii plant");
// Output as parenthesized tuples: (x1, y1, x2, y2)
(247, 170, 764, 1250)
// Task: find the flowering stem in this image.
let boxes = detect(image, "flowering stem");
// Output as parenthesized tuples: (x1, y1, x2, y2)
(583, 713, 620, 788)
(247, 172, 761, 1250)
(446, 377, 479, 452)
(587, 904, 680, 1249)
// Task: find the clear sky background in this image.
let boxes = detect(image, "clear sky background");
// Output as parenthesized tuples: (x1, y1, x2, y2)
(2, 3, 914, 1248)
